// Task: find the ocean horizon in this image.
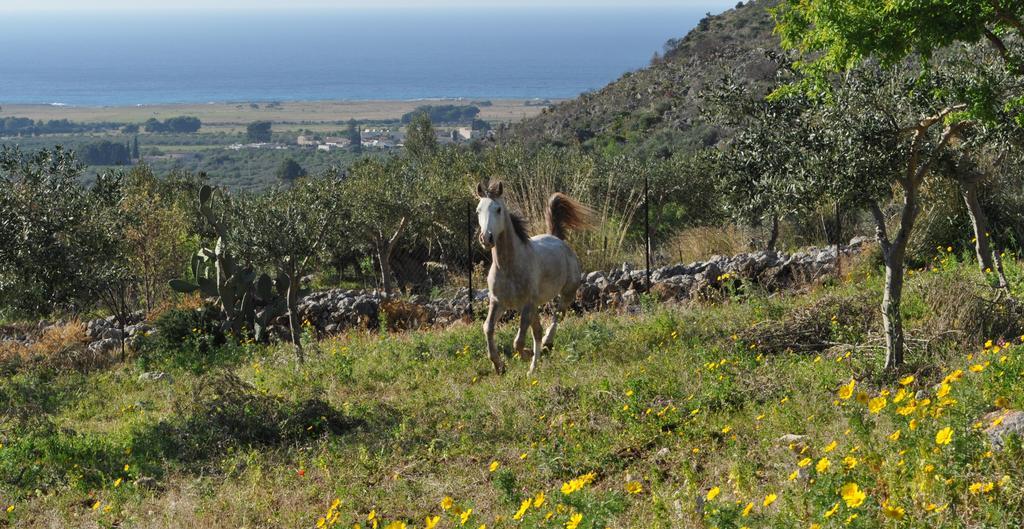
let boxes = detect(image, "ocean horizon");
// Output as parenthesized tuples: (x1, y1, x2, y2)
(0, 7, 714, 106)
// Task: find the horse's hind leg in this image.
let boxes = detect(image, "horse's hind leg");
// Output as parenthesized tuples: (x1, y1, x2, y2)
(484, 300, 505, 375)
(542, 294, 573, 350)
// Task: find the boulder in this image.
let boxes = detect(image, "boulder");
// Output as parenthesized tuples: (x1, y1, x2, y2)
(982, 410, 1024, 450)
(138, 371, 173, 384)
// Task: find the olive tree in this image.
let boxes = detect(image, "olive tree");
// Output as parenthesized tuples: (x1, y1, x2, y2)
(232, 176, 344, 360)
(0, 147, 120, 316)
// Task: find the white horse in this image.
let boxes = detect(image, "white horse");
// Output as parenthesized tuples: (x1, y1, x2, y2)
(475, 181, 593, 374)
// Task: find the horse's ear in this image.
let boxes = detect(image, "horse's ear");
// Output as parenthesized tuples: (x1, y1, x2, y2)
(490, 181, 503, 198)
(476, 182, 488, 198)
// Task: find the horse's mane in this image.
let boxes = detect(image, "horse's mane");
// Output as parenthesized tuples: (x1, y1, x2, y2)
(508, 211, 531, 243)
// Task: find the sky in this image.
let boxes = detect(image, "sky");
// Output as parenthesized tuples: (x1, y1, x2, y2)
(0, 0, 739, 10)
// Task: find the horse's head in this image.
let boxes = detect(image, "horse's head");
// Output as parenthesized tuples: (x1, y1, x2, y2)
(476, 181, 507, 249)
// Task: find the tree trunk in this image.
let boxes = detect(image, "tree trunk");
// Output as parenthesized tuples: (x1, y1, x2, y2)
(286, 267, 304, 363)
(766, 216, 780, 253)
(378, 247, 393, 298)
(881, 241, 907, 370)
(377, 217, 408, 298)
(872, 183, 919, 371)
(960, 178, 995, 272)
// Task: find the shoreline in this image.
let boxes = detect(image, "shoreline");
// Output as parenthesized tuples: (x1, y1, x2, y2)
(0, 99, 558, 128)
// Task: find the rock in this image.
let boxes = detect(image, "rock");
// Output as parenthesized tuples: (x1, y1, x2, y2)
(622, 288, 639, 305)
(88, 338, 119, 354)
(133, 476, 157, 489)
(585, 271, 605, 283)
(352, 297, 378, 317)
(138, 371, 173, 384)
(982, 410, 1024, 450)
(577, 283, 601, 306)
(99, 327, 124, 341)
(776, 433, 808, 445)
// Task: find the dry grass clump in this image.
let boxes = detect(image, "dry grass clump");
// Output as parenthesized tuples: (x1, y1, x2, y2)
(661, 225, 751, 265)
(380, 299, 436, 331)
(738, 291, 879, 355)
(912, 267, 1024, 348)
(0, 319, 105, 372)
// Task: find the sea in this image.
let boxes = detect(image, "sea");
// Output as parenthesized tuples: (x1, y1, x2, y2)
(0, 6, 724, 106)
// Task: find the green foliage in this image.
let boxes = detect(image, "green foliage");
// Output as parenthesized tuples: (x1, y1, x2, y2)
(79, 139, 131, 166)
(246, 120, 273, 143)
(143, 116, 201, 133)
(404, 112, 438, 160)
(275, 157, 306, 182)
(400, 104, 480, 124)
(0, 146, 123, 316)
(137, 306, 232, 371)
(773, 0, 1024, 82)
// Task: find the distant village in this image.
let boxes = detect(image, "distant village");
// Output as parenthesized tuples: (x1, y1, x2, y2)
(294, 124, 491, 152)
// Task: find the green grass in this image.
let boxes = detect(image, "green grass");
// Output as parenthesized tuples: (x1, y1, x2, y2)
(3, 258, 1024, 528)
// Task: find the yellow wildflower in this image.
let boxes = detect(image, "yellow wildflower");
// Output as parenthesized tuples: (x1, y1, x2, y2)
(763, 493, 778, 507)
(533, 491, 546, 508)
(706, 486, 721, 501)
(565, 513, 582, 529)
(868, 396, 886, 413)
(842, 456, 857, 469)
(513, 499, 531, 520)
(816, 458, 831, 473)
(625, 481, 643, 495)
(824, 502, 840, 518)
(837, 379, 856, 400)
(489, 461, 500, 472)
(441, 497, 454, 511)
(460, 508, 472, 525)
(935, 427, 953, 446)
(881, 500, 905, 520)
(798, 457, 812, 468)
(840, 483, 866, 508)
(741, 502, 754, 516)
(888, 430, 901, 441)
(898, 375, 914, 386)
(823, 440, 837, 453)
(425, 516, 440, 529)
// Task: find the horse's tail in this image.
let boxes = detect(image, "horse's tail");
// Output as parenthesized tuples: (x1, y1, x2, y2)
(546, 192, 595, 240)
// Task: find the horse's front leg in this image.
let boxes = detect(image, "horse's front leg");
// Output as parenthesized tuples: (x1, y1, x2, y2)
(483, 299, 505, 375)
(528, 307, 543, 375)
(515, 304, 534, 361)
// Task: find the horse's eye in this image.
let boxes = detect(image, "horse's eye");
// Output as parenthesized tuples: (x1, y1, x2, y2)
(496, 207, 501, 213)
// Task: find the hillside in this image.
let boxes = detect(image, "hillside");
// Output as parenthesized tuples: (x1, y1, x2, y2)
(506, 0, 781, 157)
(3, 255, 1024, 527)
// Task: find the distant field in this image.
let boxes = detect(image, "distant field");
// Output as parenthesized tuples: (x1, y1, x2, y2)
(0, 99, 553, 132)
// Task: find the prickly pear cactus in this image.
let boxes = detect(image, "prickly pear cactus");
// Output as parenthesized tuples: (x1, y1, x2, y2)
(169, 184, 286, 341)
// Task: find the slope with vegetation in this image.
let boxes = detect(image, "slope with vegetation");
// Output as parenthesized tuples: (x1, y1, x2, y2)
(2, 252, 1024, 528)
(506, 0, 782, 158)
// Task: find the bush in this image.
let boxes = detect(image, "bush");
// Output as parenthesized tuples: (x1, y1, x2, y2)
(137, 306, 237, 371)
(131, 372, 357, 465)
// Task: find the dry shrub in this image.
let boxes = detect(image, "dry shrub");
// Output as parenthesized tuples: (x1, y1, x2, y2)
(739, 291, 879, 355)
(0, 319, 110, 372)
(381, 299, 435, 331)
(912, 268, 1024, 347)
(660, 225, 751, 265)
(147, 292, 203, 322)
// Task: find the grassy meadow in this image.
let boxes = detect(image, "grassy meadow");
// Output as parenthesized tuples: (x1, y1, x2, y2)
(2, 251, 1024, 528)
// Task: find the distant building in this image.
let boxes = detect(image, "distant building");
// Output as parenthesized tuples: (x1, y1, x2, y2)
(324, 136, 351, 147)
(297, 135, 318, 146)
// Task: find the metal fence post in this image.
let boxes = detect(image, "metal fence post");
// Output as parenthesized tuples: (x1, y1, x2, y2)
(466, 201, 474, 320)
